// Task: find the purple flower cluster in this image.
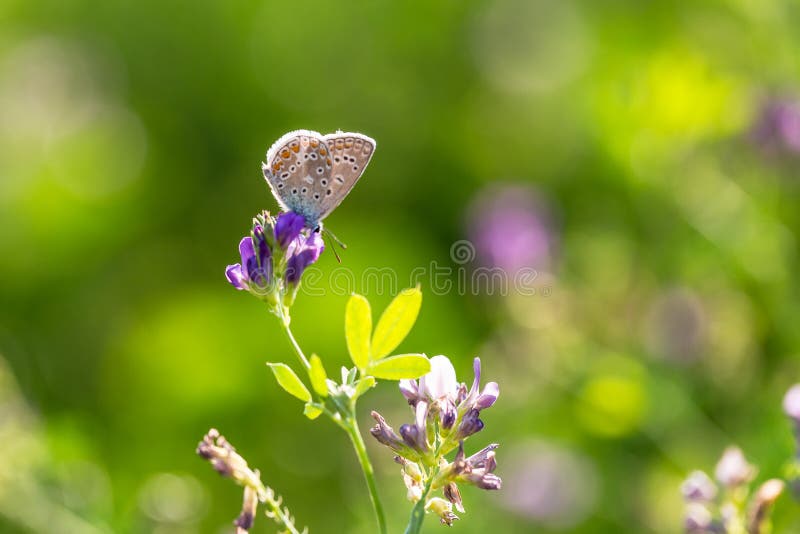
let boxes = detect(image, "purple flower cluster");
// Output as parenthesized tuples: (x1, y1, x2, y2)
(681, 446, 784, 534)
(225, 211, 324, 305)
(398, 356, 499, 444)
(369, 355, 501, 525)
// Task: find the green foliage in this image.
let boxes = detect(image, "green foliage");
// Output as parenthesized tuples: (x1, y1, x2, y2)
(371, 286, 422, 361)
(267, 363, 311, 402)
(308, 354, 329, 397)
(346, 294, 372, 370)
(367, 354, 430, 380)
(5, 2, 800, 532)
(303, 402, 323, 420)
(353, 376, 376, 399)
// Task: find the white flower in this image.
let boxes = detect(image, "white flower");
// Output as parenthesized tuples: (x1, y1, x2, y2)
(419, 355, 458, 401)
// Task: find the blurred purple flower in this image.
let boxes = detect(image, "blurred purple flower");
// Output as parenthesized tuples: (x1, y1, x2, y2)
(466, 184, 556, 274)
(645, 288, 708, 365)
(715, 446, 755, 489)
(783, 384, 800, 422)
(682, 471, 718, 502)
(751, 99, 800, 154)
(497, 441, 598, 529)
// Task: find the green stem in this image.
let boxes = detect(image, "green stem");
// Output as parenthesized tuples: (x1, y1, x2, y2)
(404, 477, 433, 534)
(277, 318, 385, 533)
(263, 493, 303, 534)
(344, 416, 388, 534)
(278, 310, 310, 370)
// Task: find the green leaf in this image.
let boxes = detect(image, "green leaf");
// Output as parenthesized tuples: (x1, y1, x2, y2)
(309, 354, 328, 397)
(371, 286, 422, 360)
(346, 294, 372, 369)
(353, 376, 376, 399)
(266, 363, 311, 402)
(304, 402, 323, 420)
(367, 354, 430, 380)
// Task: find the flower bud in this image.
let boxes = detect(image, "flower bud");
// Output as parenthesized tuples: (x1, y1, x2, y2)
(234, 485, 258, 531)
(747, 479, 784, 534)
(456, 408, 485, 439)
(369, 411, 413, 456)
(681, 471, 717, 502)
(425, 497, 459, 526)
(684, 502, 722, 533)
(714, 446, 755, 488)
(784, 384, 800, 422)
(443, 482, 465, 513)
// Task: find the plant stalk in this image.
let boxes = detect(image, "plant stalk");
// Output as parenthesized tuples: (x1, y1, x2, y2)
(404, 477, 433, 534)
(345, 416, 388, 534)
(278, 319, 385, 534)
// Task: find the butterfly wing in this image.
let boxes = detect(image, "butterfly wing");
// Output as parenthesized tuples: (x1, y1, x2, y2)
(314, 132, 376, 221)
(262, 129, 334, 226)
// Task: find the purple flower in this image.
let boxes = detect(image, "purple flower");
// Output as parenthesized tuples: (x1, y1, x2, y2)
(225, 211, 324, 301)
(437, 441, 502, 491)
(751, 99, 800, 155)
(274, 211, 305, 249)
(398, 401, 430, 453)
(466, 357, 499, 410)
(466, 184, 556, 274)
(682, 471, 717, 502)
(714, 446, 755, 488)
(226, 226, 272, 291)
(369, 411, 418, 459)
(784, 384, 800, 422)
(397, 355, 499, 442)
(285, 232, 324, 286)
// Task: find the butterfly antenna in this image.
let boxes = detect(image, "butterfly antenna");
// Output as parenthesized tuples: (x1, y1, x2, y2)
(324, 228, 348, 250)
(322, 228, 347, 263)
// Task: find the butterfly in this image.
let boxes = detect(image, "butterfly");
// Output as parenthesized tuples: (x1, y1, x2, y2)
(261, 129, 376, 232)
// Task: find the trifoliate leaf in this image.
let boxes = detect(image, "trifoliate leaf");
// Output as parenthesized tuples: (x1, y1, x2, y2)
(371, 286, 422, 360)
(308, 354, 329, 397)
(304, 402, 323, 420)
(267, 363, 311, 402)
(367, 354, 430, 380)
(346, 294, 372, 369)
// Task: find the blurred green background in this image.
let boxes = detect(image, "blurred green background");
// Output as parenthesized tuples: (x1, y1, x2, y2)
(2, 0, 800, 532)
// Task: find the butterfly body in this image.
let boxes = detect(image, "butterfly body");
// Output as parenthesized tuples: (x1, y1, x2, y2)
(262, 129, 376, 229)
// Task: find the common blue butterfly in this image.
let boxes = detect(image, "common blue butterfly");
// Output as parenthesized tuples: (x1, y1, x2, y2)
(261, 130, 376, 230)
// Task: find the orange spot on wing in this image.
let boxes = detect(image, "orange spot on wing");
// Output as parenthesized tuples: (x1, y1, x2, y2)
(290, 144, 300, 153)
(280, 149, 291, 159)
(319, 148, 327, 156)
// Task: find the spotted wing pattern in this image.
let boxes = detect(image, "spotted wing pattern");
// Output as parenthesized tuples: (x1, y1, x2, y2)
(262, 130, 375, 228)
(316, 132, 375, 221)
(262, 129, 334, 226)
